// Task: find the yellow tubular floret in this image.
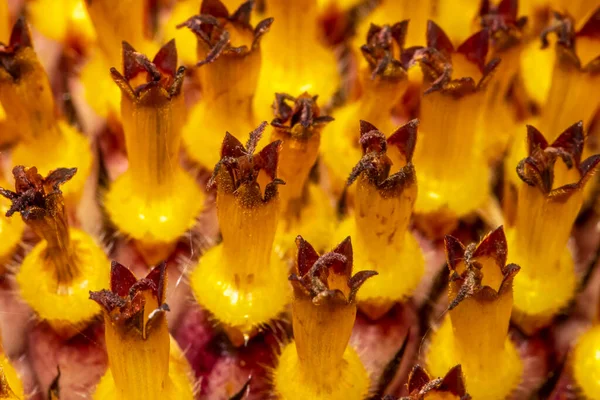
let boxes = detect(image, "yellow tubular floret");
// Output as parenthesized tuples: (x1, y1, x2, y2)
(323, 21, 409, 196)
(190, 123, 289, 345)
(104, 40, 204, 265)
(27, 0, 95, 46)
(427, 226, 523, 400)
(91, 262, 194, 400)
(179, 0, 272, 169)
(411, 22, 498, 228)
(273, 236, 375, 400)
(0, 19, 92, 201)
(0, 166, 109, 337)
(254, 0, 340, 121)
(507, 122, 600, 331)
(335, 120, 424, 320)
(270, 93, 335, 255)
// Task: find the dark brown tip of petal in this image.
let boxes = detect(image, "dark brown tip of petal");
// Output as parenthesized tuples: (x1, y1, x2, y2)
(230, 1, 254, 25)
(472, 225, 507, 268)
(578, 154, 600, 186)
(153, 39, 178, 78)
(445, 235, 466, 271)
(348, 270, 378, 301)
(145, 262, 167, 305)
(253, 17, 274, 47)
(387, 119, 419, 162)
(221, 132, 246, 158)
(270, 93, 330, 134)
(110, 260, 138, 297)
(45, 168, 77, 191)
(551, 120, 584, 167)
(201, 0, 230, 18)
(263, 178, 284, 202)
(426, 20, 454, 57)
(457, 29, 490, 72)
(440, 365, 467, 396)
(407, 364, 431, 393)
(577, 6, 600, 38)
(255, 139, 281, 180)
(9, 17, 32, 49)
(296, 235, 320, 276)
(526, 125, 549, 155)
(498, 263, 520, 294)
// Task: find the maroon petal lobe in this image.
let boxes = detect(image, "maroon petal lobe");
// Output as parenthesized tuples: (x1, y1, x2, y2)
(551, 120, 584, 167)
(440, 365, 467, 395)
(9, 17, 32, 49)
(457, 29, 490, 72)
(445, 235, 466, 271)
(426, 20, 454, 57)
(110, 261, 138, 297)
(332, 236, 353, 276)
(153, 39, 178, 78)
(577, 7, 600, 38)
(407, 364, 431, 393)
(145, 262, 167, 305)
(296, 235, 320, 276)
(472, 225, 507, 268)
(526, 125, 549, 155)
(359, 120, 379, 137)
(387, 119, 419, 162)
(200, 0, 230, 18)
(498, 0, 519, 19)
(230, 1, 253, 25)
(255, 139, 281, 180)
(221, 132, 246, 158)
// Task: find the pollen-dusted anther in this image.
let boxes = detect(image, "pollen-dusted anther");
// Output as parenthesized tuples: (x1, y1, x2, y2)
(0, 18, 92, 201)
(409, 22, 500, 229)
(90, 262, 194, 400)
(322, 21, 410, 197)
(402, 364, 471, 400)
(0, 166, 109, 337)
(180, 0, 273, 169)
(334, 120, 424, 320)
(426, 226, 523, 400)
(477, 0, 528, 162)
(507, 122, 600, 331)
(270, 92, 335, 254)
(253, 0, 340, 121)
(104, 40, 204, 265)
(273, 236, 375, 400)
(190, 123, 289, 345)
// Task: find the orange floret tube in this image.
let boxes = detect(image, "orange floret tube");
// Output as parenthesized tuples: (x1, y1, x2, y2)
(189, 123, 289, 345)
(179, 0, 273, 169)
(0, 19, 92, 201)
(335, 120, 424, 320)
(270, 93, 335, 255)
(90, 262, 194, 400)
(323, 21, 409, 196)
(104, 40, 204, 265)
(273, 236, 375, 400)
(411, 22, 500, 227)
(0, 166, 109, 337)
(426, 226, 523, 400)
(508, 122, 600, 331)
